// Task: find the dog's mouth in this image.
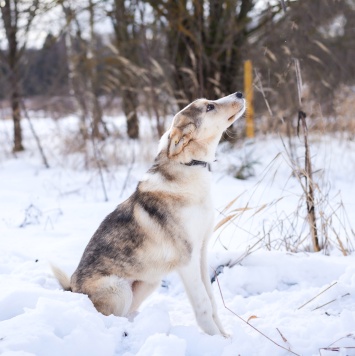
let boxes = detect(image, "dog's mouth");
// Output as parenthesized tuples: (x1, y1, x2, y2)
(228, 103, 246, 122)
(227, 110, 243, 122)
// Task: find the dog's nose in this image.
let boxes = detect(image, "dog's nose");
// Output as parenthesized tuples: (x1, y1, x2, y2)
(236, 92, 243, 99)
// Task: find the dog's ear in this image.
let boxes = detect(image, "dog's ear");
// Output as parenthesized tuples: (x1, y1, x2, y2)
(167, 124, 195, 158)
(168, 127, 185, 157)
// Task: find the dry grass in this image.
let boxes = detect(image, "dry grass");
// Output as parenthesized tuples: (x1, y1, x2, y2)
(215, 272, 301, 356)
(216, 62, 355, 255)
(319, 334, 355, 355)
(214, 134, 355, 256)
(1, 77, 355, 256)
(333, 85, 355, 139)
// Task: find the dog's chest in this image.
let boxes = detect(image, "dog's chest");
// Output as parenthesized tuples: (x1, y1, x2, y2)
(180, 198, 214, 244)
(142, 201, 213, 278)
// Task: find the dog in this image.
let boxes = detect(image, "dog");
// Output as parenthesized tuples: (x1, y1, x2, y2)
(53, 92, 246, 337)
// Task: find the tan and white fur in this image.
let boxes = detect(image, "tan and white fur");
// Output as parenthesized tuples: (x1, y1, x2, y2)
(53, 92, 246, 336)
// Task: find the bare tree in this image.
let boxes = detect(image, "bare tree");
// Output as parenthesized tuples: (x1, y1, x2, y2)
(59, 0, 106, 140)
(108, 0, 140, 139)
(1, 0, 40, 151)
(87, 0, 105, 139)
(147, 0, 280, 107)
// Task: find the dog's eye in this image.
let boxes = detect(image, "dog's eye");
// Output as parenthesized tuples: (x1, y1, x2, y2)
(206, 104, 215, 112)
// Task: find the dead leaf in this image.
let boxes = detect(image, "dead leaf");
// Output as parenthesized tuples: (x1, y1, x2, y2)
(247, 315, 258, 323)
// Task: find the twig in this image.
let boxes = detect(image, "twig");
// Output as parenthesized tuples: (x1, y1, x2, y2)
(20, 100, 50, 168)
(319, 334, 355, 356)
(215, 272, 300, 356)
(276, 328, 290, 346)
(228, 236, 265, 268)
(91, 136, 108, 202)
(254, 68, 273, 117)
(120, 148, 136, 198)
(312, 293, 350, 311)
(293, 57, 320, 252)
(279, 0, 287, 13)
(319, 347, 355, 355)
(297, 282, 337, 310)
(319, 334, 355, 354)
(326, 333, 355, 348)
(293, 58, 303, 107)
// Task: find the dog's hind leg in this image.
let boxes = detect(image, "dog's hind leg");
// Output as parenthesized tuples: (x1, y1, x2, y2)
(82, 275, 133, 317)
(129, 280, 160, 314)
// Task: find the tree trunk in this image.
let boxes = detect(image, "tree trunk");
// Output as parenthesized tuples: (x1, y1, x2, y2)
(88, 0, 105, 140)
(9, 47, 23, 152)
(11, 83, 24, 152)
(122, 90, 139, 139)
(91, 92, 105, 139)
(111, 0, 140, 139)
(1, 0, 24, 152)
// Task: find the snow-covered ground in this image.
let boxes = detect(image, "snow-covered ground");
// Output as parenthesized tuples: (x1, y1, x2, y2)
(0, 116, 355, 356)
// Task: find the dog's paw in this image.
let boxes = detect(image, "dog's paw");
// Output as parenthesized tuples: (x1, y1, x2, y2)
(127, 311, 139, 321)
(221, 331, 231, 338)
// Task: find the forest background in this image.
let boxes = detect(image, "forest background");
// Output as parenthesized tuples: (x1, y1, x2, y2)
(1, 0, 355, 153)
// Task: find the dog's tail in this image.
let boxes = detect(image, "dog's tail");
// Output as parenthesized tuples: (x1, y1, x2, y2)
(51, 264, 72, 292)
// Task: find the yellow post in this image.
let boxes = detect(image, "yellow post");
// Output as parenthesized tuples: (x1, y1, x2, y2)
(244, 60, 254, 138)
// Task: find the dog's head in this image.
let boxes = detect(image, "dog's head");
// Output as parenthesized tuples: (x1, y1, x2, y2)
(161, 92, 246, 163)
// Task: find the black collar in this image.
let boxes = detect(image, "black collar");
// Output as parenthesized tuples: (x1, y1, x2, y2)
(183, 159, 211, 171)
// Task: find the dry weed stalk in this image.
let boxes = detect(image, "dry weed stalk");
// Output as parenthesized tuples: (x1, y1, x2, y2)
(294, 57, 320, 252)
(215, 272, 300, 356)
(214, 194, 282, 254)
(281, 135, 354, 254)
(311, 293, 350, 311)
(91, 135, 108, 202)
(319, 346, 355, 355)
(319, 334, 355, 356)
(21, 100, 50, 169)
(297, 111, 320, 252)
(254, 69, 273, 118)
(216, 135, 354, 254)
(333, 85, 355, 139)
(120, 149, 135, 198)
(297, 282, 337, 310)
(213, 152, 287, 252)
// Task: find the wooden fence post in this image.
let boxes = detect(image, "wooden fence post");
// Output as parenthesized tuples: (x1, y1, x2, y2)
(244, 60, 254, 138)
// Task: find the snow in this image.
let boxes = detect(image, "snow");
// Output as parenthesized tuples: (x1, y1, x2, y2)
(1, 115, 355, 355)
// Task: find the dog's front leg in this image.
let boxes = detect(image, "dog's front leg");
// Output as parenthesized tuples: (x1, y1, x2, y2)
(200, 240, 228, 337)
(178, 256, 222, 336)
